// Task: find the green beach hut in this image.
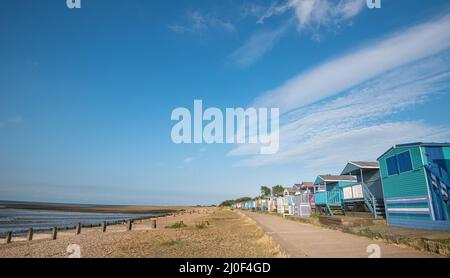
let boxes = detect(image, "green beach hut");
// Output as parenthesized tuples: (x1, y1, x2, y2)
(378, 143, 450, 230)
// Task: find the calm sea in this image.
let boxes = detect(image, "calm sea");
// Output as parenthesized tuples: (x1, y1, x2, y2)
(0, 201, 163, 236)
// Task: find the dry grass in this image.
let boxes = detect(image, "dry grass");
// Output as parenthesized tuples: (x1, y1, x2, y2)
(0, 208, 286, 258)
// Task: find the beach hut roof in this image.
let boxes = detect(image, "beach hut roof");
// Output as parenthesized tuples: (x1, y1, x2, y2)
(341, 162, 379, 175)
(284, 188, 297, 194)
(316, 175, 357, 183)
(295, 182, 315, 190)
(377, 142, 450, 160)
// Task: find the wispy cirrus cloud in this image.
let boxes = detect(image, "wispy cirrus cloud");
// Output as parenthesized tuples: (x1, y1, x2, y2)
(229, 14, 450, 170)
(230, 0, 366, 67)
(228, 24, 290, 68)
(169, 11, 235, 34)
(183, 157, 195, 164)
(256, 0, 366, 29)
(253, 13, 450, 113)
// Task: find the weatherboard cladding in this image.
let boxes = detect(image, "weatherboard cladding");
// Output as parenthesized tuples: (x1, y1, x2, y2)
(444, 148, 450, 175)
(385, 196, 431, 221)
(379, 146, 427, 198)
(378, 146, 434, 224)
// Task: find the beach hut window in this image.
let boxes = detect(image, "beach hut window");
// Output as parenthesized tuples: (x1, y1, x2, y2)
(397, 151, 413, 173)
(386, 156, 399, 176)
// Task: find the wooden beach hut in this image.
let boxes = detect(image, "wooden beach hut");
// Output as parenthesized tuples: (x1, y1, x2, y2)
(294, 193, 313, 217)
(295, 182, 317, 194)
(276, 196, 284, 214)
(283, 188, 297, 215)
(268, 196, 277, 212)
(378, 143, 450, 230)
(313, 175, 358, 217)
(341, 162, 386, 218)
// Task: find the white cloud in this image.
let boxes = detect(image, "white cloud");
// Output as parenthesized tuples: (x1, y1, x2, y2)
(229, 48, 450, 168)
(184, 157, 195, 164)
(257, 0, 366, 29)
(170, 11, 235, 34)
(252, 14, 450, 113)
(230, 0, 365, 67)
(228, 25, 289, 68)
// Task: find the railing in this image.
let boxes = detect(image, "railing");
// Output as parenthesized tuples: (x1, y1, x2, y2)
(426, 164, 450, 190)
(314, 191, 342, 206)
(327, 191, 342, 205)
(314, 192, 327, 205)
(425, 164, 450, 221)
(362, 183, 377, 218)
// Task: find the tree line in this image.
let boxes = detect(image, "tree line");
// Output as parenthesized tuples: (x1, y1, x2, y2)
(219, 185, 285, 207)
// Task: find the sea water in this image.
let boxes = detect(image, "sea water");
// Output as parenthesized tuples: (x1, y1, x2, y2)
(0, 208, 162, 236)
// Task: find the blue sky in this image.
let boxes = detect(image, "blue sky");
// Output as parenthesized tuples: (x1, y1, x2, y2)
(1, 0, 450, 205)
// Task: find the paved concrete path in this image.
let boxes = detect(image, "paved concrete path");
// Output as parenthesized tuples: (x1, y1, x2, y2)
(242, 211, 442, 258)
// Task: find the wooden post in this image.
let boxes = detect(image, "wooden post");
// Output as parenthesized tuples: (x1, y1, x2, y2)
(76, 223, 81, 235)
(27, 228, 34, 241)
(151, 219, 157, 229)
(51, 227, 57, 240)
(5, 231, 12, 244)
(127, 220, 132, 231)
(101, 221, 107, 232)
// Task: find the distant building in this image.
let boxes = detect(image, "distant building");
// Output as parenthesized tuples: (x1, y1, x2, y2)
(283, 188, 297, 196)
(294, 182, 317, 194)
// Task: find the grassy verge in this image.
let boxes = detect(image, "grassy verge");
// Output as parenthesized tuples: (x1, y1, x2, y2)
(245, 209, 450, 257)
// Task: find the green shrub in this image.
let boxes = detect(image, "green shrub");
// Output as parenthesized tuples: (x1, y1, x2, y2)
(162, 239, 184, 246)
(195, 222, 206, 229)
(166, 221, 187, 229)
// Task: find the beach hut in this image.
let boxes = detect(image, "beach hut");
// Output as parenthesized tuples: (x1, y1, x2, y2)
(283, 195, 295, 215)
(283, 188, 297, 214)
(294, 193, 313, 217)
(295, 182, 317, 194)
(283, 188, 297, 196)
(268, 196, 277, 212)
(313, 175, 358, 216)
(341, 162, 386, 218)
(378, 143, 450, 230)
(276, 196, 284, 214)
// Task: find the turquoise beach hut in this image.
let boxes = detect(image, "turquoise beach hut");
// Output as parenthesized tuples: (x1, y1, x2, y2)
(313, 175, 358, 216)
(378, 143, 450, 230)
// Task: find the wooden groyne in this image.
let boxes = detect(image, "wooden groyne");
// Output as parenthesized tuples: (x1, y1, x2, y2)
(0, 209, 210, 244)
(0, 213, 180, 244)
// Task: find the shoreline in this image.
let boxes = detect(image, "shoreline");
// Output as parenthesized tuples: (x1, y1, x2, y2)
(1, 204, 188, 214)
(0, 205, 199, 238)
(0, 213, 169, 238)
(0, 208, 285, 258)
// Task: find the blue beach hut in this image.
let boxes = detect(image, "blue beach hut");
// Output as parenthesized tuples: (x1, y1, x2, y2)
(378, 143, 450, 230)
